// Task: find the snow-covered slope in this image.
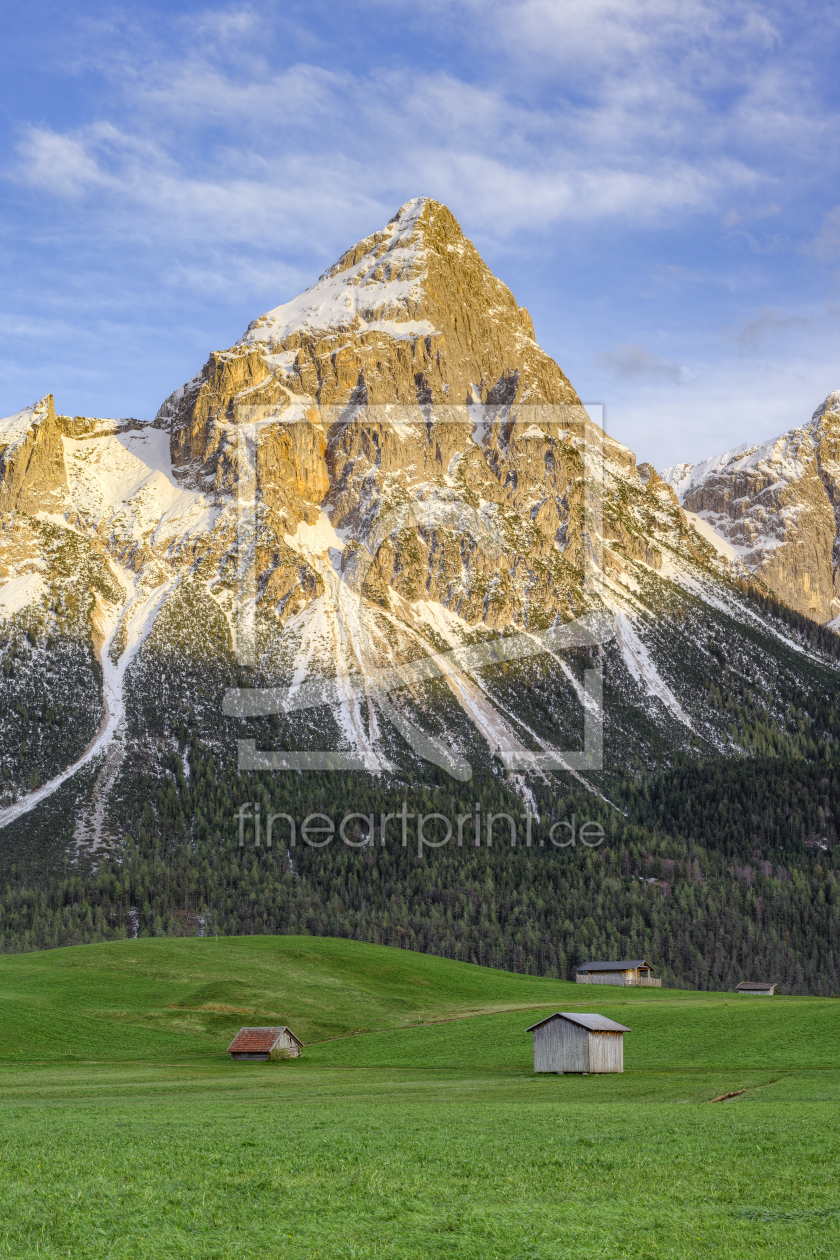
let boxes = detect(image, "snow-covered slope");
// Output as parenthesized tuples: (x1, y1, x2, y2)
(63, 428, 216, 549)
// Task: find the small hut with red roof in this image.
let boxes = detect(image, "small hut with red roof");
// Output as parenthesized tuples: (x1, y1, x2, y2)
(227, 1026, 303, 1061)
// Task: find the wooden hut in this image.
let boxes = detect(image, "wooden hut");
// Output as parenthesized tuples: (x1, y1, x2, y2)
(575, 959, 660, 987)
(227, 1026, 303, 1061)
(735, 981, 777, 996)
(526, 1012, 631, 1074)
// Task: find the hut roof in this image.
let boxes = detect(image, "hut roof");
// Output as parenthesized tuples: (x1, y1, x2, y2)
(525, 1012, 632, 1033)
(227, 1026, 302, 1053)
(576, 959, 652, 972)
(735, 981, 776, 991)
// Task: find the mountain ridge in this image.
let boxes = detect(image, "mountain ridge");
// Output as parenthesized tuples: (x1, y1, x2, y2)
(1, 195, 739, 815)
(1, 197, 837, 817)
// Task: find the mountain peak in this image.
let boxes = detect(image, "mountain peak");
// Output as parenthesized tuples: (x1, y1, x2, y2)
(237, 195, 528, 372)
(155, 198, 580, 478)
(240, 197, 439, 351)
(0, 395, 55, 452)
(387, 195, 434, 225)
(0, 394, 67, 514)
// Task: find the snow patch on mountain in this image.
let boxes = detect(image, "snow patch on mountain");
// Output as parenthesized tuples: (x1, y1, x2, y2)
(283, 510, 348, 564)
(683, 512, 737, 561)
(612, 613, 693, 729)
(63, 428, 216, 543)
(660, 460, 694, 499)
(281, 520, 386, 771)
(401, 596, 474, 649)
(0, 571, 176, 831)
(0, 572, 44, 618)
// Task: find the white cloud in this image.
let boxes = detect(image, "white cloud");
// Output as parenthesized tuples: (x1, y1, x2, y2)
(17, 0, 826, 260)
(13, 121, 387, 256)
(8, 1, 839, 259)
(10, 42, 766, 263)
(20, 126, 113, 197)
(5, 0, 840, 433)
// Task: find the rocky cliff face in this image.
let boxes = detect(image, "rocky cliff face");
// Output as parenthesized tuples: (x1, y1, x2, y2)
(0, 396, 68, 514)
(151, 197, 590, 581)
(662, 393, 840, 624)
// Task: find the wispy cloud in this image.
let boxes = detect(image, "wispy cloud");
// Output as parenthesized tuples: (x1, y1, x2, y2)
(20, 125, 116, 198)
(807, 205, 840, 260)
(10, 1, 795, 258)
(594, 343, 684, 383)
(733, 307, 810, 354)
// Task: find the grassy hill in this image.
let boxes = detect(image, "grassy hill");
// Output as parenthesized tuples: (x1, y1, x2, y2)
(0, 936, 839, 1259)
(0, 934, 589, 1061)
(1, 934, 838, 1073)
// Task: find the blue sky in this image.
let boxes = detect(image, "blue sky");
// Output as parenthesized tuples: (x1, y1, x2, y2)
(2, 0, 840, 467)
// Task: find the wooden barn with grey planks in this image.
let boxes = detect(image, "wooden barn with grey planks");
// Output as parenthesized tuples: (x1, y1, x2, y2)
(526, 1012, 631, 1073)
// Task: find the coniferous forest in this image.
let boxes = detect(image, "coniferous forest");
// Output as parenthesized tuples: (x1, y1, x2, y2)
(1, 739, 838, 995)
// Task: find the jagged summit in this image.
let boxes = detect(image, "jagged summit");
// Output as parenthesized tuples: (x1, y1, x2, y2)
(153, 197, 580, 486)
(0, 396, 67, 515)
(812, 390, 840, 422)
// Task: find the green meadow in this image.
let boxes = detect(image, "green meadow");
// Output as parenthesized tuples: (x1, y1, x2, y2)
(0, 937, 838, 1258)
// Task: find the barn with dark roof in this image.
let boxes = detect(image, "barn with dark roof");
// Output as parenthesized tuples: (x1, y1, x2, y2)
(576, 959, 660, 987)
(736, 981, 777, 995)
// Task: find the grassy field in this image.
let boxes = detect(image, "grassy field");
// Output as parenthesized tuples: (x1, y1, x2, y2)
(0, 937, 838, 1258)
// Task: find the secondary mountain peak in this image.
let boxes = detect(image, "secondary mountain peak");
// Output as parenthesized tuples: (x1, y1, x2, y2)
(811, 389, 840, 422)
(661, 393, 840, 622)
(0, 395, 66, 514)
